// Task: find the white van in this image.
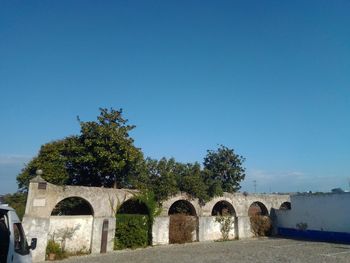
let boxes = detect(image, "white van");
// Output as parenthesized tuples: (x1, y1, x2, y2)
(0, 205, 36, 263)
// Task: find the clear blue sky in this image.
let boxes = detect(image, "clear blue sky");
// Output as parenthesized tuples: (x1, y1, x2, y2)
(1, 0, 349, 194)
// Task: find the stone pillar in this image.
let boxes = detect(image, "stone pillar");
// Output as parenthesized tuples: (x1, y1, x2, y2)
(237, 216, 253, 239)
(22, 216, 50, 262)
(152, 216, 169, 245)
(90, 217, 115, 254)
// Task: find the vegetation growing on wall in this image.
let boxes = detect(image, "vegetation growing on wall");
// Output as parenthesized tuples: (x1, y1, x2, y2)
(215, 216, 235, 241)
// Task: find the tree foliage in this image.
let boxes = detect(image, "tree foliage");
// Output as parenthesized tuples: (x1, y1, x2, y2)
(17, 108, 145, 190)
(16, 108, 246, 205)
(17, 139, 71, 190)
(203, 145, 245, 196)
(2, 192, 27, 220)
(137, 158, 209, 202)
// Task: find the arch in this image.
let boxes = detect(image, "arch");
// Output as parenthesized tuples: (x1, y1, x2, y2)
(280, 201, 291, 210)
(115, 199, 151, 248)
(248, 201, 268, 216)
(211, 200, 236, 216)
(248, 201, 271, 237)
(168, 200, 197, 216)
(168, 200, 198, 244)
(117, 199, 149, 215)
(51, 196, 94, 216)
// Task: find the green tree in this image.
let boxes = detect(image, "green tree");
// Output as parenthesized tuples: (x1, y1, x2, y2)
(139, 158, 208, 202)
(69, 108, 145, 188)
(17, 108, 145, 190)
(203, 145, 245, 196)
(3, 192, 27, 219)
(179, 162, 209, 202)
(17, 139, 73, 190)
(141, 158, 179, 202)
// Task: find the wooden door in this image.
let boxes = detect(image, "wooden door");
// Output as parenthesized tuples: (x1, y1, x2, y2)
(100, 219, 109, 253)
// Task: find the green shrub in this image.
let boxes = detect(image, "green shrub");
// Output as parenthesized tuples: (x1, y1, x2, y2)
(46, 239, 61, 255)
(46, 239, 67, 260)
(114, 214, 150, 249)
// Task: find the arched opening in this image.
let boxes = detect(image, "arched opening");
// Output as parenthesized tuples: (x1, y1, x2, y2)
(51, 197, 94, 216)
(248, 201, 271, 237)
(49, 197, 94, 255)
(115, 199, 151, 249)
(211, 201, 236, 216)
(168, 200, 198, 244)
(248, 201, 268, 216)
(211, 200, 237, 240)
(117, 199, 149, 215)
(280, 202, 291, 210)
(168, 200, 197, 216)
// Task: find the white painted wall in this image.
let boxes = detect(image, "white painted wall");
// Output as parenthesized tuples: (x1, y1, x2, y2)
(198, 217, 236, 241)
(22, 216, 50, 263)
(152, 217, 169, 245)
(48, 216, 93, 252)
(277, 193, 350, 232)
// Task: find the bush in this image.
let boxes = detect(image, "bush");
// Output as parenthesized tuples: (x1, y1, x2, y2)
(215, 216, 234, 241)
(46, 239, 67, 260)
(250, 215, 272, 237)
(46, 240, 61, 255)
(114, 214, 150, 249)
(169, 214, 197, 244)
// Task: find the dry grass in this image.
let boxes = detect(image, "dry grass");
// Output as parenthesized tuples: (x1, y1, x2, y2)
(250, 215, 272, 237)
(169, 214, 197, 244)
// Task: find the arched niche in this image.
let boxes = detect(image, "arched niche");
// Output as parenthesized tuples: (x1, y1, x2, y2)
(280, 201, 291, 210)
(117, 199, 149, 215)
(211, 200, 236, 216)
(168, 200, 197, 216)
(115, 199, 151, 248)
(248, 201, 269, 217)
(168, 200, 198, 244)
(51, 196, 94, 216)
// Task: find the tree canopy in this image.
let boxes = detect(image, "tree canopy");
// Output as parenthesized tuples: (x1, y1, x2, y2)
(17, 108, 145, 190)
(203, 145, 246, 196)
(137, 158, 209, 202)
(17, 108, 246, 204)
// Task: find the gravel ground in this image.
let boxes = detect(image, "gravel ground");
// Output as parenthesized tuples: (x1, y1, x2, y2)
(55, 238, 350, 263)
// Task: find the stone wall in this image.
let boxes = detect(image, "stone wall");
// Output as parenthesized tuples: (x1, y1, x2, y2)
(48, 216, 93, 253)
(23, 176, 290, 262)
(22, 176, 135, 262)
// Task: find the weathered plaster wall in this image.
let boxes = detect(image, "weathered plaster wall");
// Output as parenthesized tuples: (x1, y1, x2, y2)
(48, 216, 93, 252)
(23, 176, 135, 262)
(153, 192, 289, 244)
(198, 216, 236, 241)
(152, 217, 169, 245)
(23, 176, 290, 262)
(277, 193, 350, 233)
(22, 217, 50, 263)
